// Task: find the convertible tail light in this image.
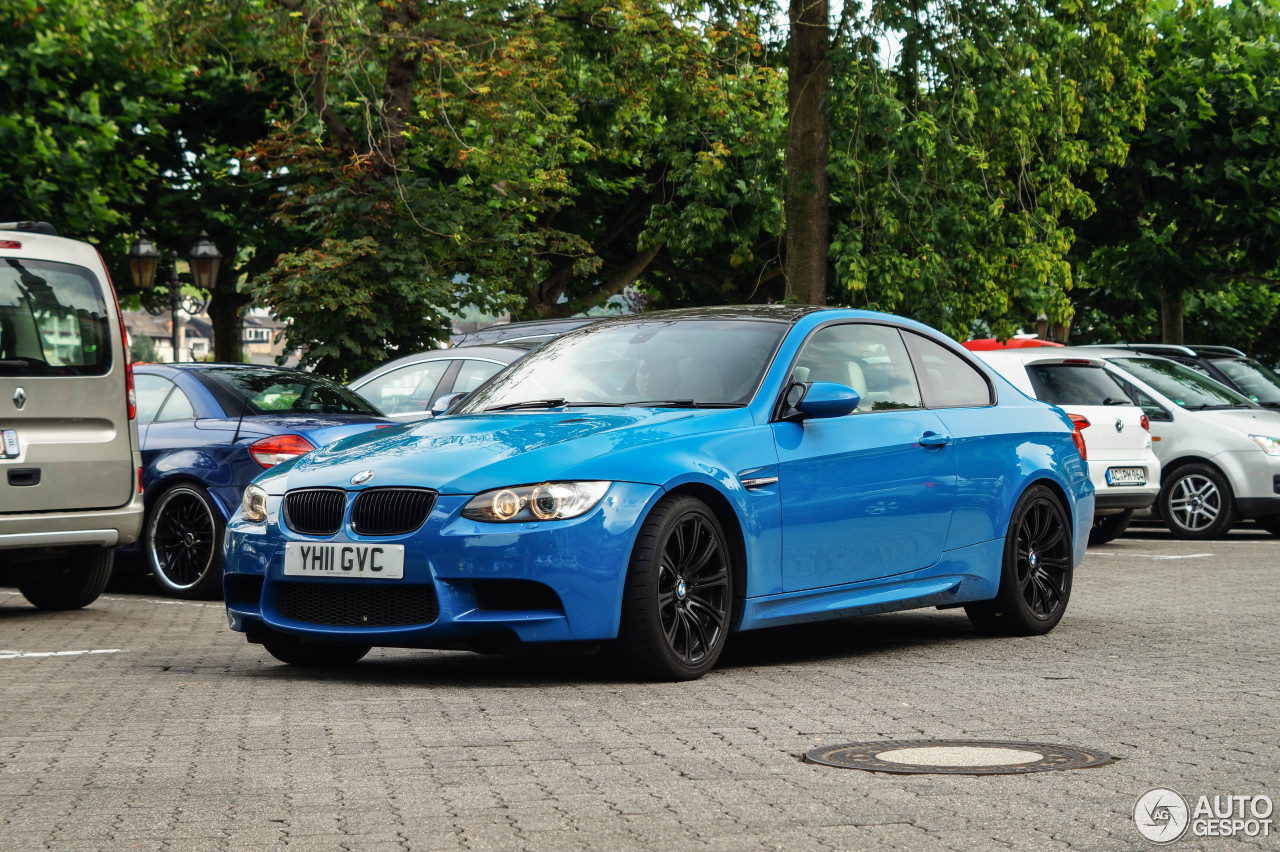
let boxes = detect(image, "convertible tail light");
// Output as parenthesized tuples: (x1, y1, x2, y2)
(1068, 414, 1090, 461)
(1140, 413, 1150, 431)
(249, 434, 315, 468)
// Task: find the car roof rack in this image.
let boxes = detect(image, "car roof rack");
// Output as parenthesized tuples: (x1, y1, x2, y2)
(0, 220, 59, 236)
(1093, 342, 1199, 357)
(1189, 345, 1248, 358)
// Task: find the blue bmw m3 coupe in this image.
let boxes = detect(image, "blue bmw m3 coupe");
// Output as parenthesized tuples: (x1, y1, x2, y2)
(224, 306, 1094, 680)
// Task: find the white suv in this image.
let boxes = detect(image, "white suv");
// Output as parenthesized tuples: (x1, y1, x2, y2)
(974, 350, 1161, 544)
(1077, 348, 1280, 539)
(0, 222, 143, 608)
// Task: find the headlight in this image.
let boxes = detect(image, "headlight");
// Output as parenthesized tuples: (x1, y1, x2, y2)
(461, 482, 610, 523)
(1249, 435, 1280, 456)
(241, 484, 269, 523)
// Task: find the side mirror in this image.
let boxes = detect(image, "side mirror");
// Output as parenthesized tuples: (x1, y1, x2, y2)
(430, 391, 468, 417)
(782, 381, 860, 421)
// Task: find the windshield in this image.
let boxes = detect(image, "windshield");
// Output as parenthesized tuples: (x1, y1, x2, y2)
(1110, 357, 1255, 410)
(457, 318, 789, 412)
(192, 368, 383, 416)
(0, 258, 111, 376)
(1207, 357, 1280, 405)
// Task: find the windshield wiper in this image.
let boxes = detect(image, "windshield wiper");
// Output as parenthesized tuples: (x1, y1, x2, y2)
(624, 400, 741, 409)
(483, 398, 569, 411)
(1102, 397, 1131, 406)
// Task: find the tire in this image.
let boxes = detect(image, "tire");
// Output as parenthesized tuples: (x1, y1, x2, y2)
(616, 495, 733, 681)
(1088, 510, 1134, 546)
(1159, 464, 1237, 540)
(260, 633, 371, 667)
(966, 485, 1073, 636)
(146, 483, 225, 599)
(18, 547, 114, 610)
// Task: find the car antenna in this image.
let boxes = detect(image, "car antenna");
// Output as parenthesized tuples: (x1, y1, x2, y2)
(230, 390, 253, 445)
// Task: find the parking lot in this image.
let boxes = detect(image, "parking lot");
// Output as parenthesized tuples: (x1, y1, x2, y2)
(2, 527, 1277, 852)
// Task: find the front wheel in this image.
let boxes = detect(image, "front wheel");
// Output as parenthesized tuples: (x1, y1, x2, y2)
(147, 483, 225, 599)
(18, 547, 114, 610)
(967, 485, 1073, 636)
(1159, 464, 1237, 539)
(260, 633, 371, 667)
(616, 496, 733, 681)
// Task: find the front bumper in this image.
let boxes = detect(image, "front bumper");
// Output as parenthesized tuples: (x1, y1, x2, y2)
(223, 482, 662, 646)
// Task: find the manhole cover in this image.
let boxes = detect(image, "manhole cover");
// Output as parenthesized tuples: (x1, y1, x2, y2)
(805, 739, 1114, 775)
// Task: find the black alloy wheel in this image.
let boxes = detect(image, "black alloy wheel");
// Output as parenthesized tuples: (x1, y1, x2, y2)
(967, 485, 1073, 636)
(617, 495, 733, 681)
(147, 483, 225, 600)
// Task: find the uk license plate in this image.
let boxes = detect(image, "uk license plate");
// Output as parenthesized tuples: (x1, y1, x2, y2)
(1105, 467, 1146, 486)
(283, 542, 405, 579)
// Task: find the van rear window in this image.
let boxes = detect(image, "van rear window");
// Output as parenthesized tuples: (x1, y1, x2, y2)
(0, 258, 111, 376)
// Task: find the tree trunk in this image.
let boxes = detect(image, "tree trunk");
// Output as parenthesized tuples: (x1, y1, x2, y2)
(208, 242, 252, 363)
(784, 0, 830, 306)
(1160, 287, 1184, 344)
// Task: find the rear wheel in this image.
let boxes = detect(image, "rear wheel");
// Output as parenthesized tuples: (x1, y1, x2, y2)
(1159, 464, 1236, 539)
(147, 483, 225, 599)
(967, 485, 1073, 636)
(616, 495, 733, 681)
(260, 633, 371, 667)
(18, 547, 114, 610)
(1088, 510, 1134, 546)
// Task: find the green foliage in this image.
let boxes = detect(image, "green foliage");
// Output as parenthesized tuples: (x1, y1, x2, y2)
(1074, 0, 1280, 345)
(825, 0, 1153, 341)
(0, 0, 185, 235)
(129, 330, 159, 362)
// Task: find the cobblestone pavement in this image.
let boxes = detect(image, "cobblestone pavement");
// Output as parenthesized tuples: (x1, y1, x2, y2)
(2, 528, 1277, 852)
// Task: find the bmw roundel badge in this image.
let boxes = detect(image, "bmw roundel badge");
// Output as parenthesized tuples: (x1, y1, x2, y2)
(351, 470, 375, 486)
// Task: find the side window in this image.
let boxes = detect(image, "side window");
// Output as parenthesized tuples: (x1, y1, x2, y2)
(155, 386, 196, 422)
(451, 360, 505, 395)
(792, 324, 922, 412)
(1121, 381, 1173, 422)
(134, 374, 174, 424)
(357, 361, 450, 415)
(903, 332, 994, 408)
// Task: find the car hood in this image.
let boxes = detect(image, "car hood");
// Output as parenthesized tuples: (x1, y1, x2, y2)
(269, 407, 744, 494)
(1191, 407, 1280, 436)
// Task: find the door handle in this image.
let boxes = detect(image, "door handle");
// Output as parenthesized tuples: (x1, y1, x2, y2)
(919, 432, 951, 449)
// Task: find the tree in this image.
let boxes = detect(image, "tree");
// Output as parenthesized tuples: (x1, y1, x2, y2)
(823, 0, 1152, 341)
(1073, 0, 1280, 345)
(784, 0, 830, 305)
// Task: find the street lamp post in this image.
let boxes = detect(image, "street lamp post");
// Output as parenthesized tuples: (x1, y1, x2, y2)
(126, 231, 222, 362)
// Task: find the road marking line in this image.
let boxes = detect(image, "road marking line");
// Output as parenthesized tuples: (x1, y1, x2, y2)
(101, 595, 216, 608)
(1090, 552, 1214, 560)
(0, 649, 125, 660)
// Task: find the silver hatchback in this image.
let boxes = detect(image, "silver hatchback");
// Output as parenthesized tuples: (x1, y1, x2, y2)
(0, 223, 143, 608)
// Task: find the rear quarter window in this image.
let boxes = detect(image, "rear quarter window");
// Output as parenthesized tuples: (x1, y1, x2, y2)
(1026, 364, 1134, 406)
(0, 259, 111, 376)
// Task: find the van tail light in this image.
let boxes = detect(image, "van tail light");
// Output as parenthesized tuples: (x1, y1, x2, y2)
(138, 466, 144, 494)
(249, 434, 315, 468)
(1140, 413, 1150, 431)
(98, 249, 136, 420)
(1068, 414, 1090, 461)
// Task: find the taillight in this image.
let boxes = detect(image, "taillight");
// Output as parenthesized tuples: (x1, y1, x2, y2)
(1068, 414, 1090, 461)
(98, 249, 136, 420)
(1140, 413, 1150, 431)
(138, 466, 144, 494)
(249, 434, 315, 468)
(0, 240, 21, 249)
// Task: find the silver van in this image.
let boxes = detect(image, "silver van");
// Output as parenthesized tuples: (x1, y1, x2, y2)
(0, 222, 143, 608)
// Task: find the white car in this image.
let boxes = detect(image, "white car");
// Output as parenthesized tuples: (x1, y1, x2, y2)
(974, 350, 1160, 544)
(1077, 348, 1280, 539)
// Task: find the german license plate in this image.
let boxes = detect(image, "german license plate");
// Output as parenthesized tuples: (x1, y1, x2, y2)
(1105, 467, 1146, 486)
(284, 542, 405, 579)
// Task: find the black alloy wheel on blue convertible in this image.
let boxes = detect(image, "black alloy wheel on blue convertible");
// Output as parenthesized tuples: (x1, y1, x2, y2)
(617, 495, 733, 681)
(147, 483, 225, 600)
(966, 484, 1073, 636)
